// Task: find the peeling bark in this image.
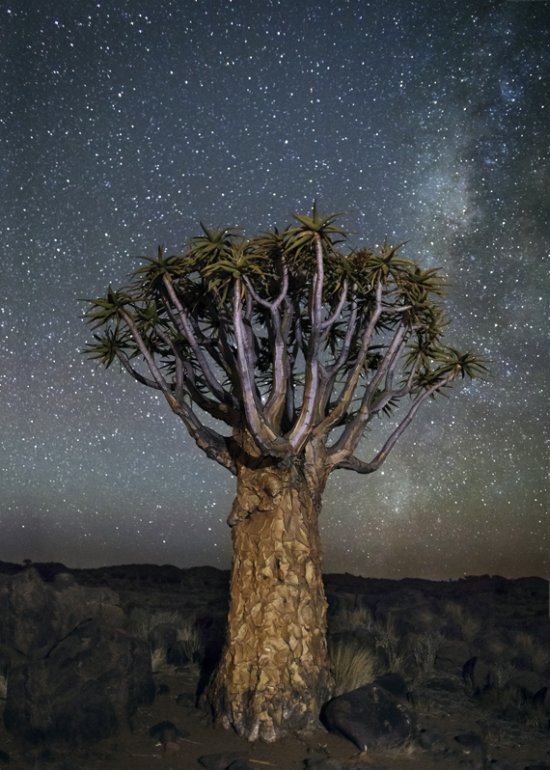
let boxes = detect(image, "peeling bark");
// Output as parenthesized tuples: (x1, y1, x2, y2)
(208, 448, 332, 742)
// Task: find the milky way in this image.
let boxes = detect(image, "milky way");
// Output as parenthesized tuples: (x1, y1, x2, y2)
(1, 0, 548, 578)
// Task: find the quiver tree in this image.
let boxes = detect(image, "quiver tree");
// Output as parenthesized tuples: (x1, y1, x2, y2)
(84, 205, 486, 742)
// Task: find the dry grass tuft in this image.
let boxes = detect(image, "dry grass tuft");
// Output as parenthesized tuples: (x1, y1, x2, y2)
(406, 631, 444, 682)
(442, 601, 482, 642)
(512, 631, 550, 673)
(328, 636, 377, 696)
(176, 621, 202, 661)
(330, 604, 373, 634)
(128, 608, 184, 641)
(150, 647, 166, 674)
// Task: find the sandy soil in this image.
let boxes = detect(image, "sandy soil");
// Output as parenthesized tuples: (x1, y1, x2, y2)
(0, 566, 548, 769)
(1, 663, 548, 770)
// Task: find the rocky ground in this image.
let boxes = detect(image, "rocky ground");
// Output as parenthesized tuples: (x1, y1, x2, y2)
(0, 561, 548, 770)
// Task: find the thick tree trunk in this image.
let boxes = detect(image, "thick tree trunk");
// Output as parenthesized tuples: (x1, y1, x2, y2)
(208, 452, 332, 742)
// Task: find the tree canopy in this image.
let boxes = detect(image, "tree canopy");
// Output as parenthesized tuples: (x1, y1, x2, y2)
(84, 205, 487, 477)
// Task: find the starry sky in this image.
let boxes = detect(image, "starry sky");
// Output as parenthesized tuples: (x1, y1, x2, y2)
(1, 0, 548, 579)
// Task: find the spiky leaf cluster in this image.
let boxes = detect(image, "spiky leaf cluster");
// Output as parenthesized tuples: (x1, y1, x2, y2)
(83, 207, 487, 475)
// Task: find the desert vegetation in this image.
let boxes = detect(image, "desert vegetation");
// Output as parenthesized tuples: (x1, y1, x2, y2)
(0, 563, 548, 769)
(84, 207, 487, 740)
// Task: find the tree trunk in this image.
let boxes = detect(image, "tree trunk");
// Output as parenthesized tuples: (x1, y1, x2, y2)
(208, 451, 332, 742)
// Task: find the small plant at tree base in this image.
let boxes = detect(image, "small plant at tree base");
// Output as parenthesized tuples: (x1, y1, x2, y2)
(329, 604, 374, 634)
(176, 620, 202, 662)
(83, 205, 487, 742)
(328, 636, 378, 695)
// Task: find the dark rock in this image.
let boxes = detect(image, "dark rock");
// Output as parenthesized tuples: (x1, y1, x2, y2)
(322, 683, 415, 751)
(48, 760, 83, 770)
(534, 686, 549, 710)
(373, 672, 408, 699)
(507, 673, 547, 700)
(198, 753, 248, 770)
(436, 640, 472, 673)
(462, 656, 495, 694)
(4, 620, 154, 745)
(176, 692, 196, 707)
(0, 568, 57, 657)
(148, 719, 188, 744)
(226, 761, 256, 770)
(35, 747, 56, 763)
(454, 732, 486, 768)
(524, 765, 550, 770)
(166, 639, 194, 666)
(423, 676, 462, 692)
(462, 656, 478, 688)
(0, 749, 9, 765)
(455, 731, 485, 748)
(148, 622, 177, 652)
(416, 727, 450, 752)
(303, 760, 344, 770)
(0, 568, 124, 659)
(511, 654, 534, 671)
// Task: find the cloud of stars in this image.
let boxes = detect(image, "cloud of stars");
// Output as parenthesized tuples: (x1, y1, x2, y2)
(1, 0, 548, 578)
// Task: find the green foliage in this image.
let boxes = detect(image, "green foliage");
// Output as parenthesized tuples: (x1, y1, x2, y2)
(83, 204, 487, 471)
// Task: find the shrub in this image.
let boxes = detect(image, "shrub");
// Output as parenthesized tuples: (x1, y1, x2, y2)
(512, 631, 550, 673)
(176, 620, 202, 662)
(328, 636, 377, 696)
(406, 631, 444, 682)
(442, 601, 481, 642)
(329, 604, 373, 634)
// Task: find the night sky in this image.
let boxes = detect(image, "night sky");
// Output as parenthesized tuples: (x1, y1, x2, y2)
(1, 0, 548, 579)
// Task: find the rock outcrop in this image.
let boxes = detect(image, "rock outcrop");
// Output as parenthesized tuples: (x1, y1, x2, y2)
(0, 568, 154, 745)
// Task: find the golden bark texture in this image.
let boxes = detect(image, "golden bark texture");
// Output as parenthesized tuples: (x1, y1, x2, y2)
(208, 450, 332, 742)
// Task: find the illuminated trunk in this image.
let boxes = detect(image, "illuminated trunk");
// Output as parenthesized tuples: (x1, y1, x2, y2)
(208, 450, 332, 742)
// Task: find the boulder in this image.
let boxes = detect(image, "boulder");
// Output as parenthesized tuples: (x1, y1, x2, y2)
(322, 683, 415, 751)
(0, 567, 153, 746)
(462, 655, 496, 694)
(454, 732, 486, 768)
(372, 672, 409, 699)
(436, 640, 473, 674)
(0, 568, 57, 657)
(148, 719, 188, 745)
(0, 568, 124, 658)
(4, 619, 154, 745)
(198, 753, 248, 770)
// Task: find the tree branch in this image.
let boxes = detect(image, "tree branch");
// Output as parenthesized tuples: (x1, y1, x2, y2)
(320, 280, 348, 336)
(327, 323, 409, 457)
(120, 310, 169, 392)
(233, 279, 291, 456)
(244, 261, 290, 430)
(162, 275, 235, 407)
(328, 375, 452, 473)
(313, 282, 383, 438)
(164, 392, 237, 474)
(116, 351, 162, 390)
(287, 236, 325, 450)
